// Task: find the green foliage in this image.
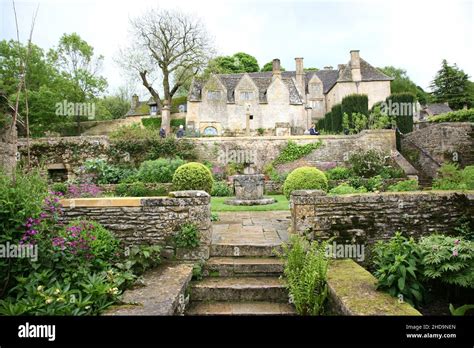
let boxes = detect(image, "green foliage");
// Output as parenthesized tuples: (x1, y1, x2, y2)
(386, 93, 415, 135)
(329, 183, 367, 195)
(283, 167, 328, 199)
(430, 59, 473, 110)
(115, 245, 161, 276)
(419, 234, 474, 288)
(84, 158, 137, 184)
(449, 303, 474, 316)
(432, 164, 474, 190)
(114, 182, 168, 197)
(325, 166, 352, 180)
(387, 179, 419, 192)
(95, 95, 130, 119)
(349, 150, 388, 178)
(51, 182, 68, 195)
(205, 52, 259, 75)
(380, 166, 405, 179)
(141, 117, 162, 130)
(454, 215, 474, 241)
(278, 235, 329, 315)
(274, 140, 323, 165)
(373, 232, 425, 308)
(210, 212, 219, 222)
(136, 158, 185, 183)
(211, 181, 233, 197)
(192, 262, 204, 281)
(172, 162, 214, 193)
(175, 223, 200, 249)
(261, 61, 286, 72)
(429, 108, 474, 123)
(342, 94, 369, 130)
(379, 66, 431, 104)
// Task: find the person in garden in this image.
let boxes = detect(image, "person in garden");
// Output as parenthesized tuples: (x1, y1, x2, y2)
(176, 125, 185, 138)
(309, 124, 320, 135)
(159, 127, 166, 138)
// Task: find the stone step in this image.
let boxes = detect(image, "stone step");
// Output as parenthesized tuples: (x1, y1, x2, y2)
(210, 243, 282, 257)
(204, 257, 284, 277)
(186, 301, 296, 315)
(190, 276, 288, 302)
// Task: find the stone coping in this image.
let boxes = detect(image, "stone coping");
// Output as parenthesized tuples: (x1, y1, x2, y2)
(292, 189, 474, 200)
(327, 259, 421, 316)
(60, 190, 210, 207)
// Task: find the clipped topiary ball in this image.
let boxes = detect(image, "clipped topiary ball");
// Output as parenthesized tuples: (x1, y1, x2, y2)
(283, 166, 328, 199)
(172, 162, 214, 193)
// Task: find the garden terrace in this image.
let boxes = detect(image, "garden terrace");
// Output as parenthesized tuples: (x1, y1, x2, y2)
(59, 191, 212, 260)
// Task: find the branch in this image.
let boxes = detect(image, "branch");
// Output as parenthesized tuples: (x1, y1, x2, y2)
(139, 70, 162, 108)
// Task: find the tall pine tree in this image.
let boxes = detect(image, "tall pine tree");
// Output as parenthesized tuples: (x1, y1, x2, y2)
(430, 60, 472, 110)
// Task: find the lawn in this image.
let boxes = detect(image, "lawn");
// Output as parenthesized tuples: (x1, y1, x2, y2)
(211, 195, 290, 211)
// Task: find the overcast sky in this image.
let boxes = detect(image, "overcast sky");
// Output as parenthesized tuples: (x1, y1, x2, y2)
(1, 0, 473, 98)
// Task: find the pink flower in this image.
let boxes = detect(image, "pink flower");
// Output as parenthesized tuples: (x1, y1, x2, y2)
(454, 239, 460, 245)
(453, 249, 458, 257)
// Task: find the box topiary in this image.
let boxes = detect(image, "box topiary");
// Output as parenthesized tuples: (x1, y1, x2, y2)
(172, 162, 214, 193)
(283, 166, 328, 199)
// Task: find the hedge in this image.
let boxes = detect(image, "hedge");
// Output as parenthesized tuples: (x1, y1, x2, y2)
(429, 109, 474, 123)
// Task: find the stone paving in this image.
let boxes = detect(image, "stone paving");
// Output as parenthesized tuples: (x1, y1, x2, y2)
(212, 211, 290, 246)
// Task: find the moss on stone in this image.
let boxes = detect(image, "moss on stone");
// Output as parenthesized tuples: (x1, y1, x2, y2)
(327, 259, 421, 315)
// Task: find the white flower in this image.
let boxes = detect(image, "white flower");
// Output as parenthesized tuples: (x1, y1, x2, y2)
(54, 288, 61, 295)
(37, 285, 44, 292)
(45, 298, 53, 304)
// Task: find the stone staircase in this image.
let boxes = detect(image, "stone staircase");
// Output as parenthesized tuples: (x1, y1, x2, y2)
(186, 235, 295, 315)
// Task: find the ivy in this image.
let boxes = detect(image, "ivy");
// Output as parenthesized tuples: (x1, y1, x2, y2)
(273, 140, 323, 165)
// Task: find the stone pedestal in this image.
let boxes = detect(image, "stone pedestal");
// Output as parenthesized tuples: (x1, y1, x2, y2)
(225, 174, 276, 206)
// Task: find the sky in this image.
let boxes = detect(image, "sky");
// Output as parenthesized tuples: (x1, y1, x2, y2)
(1, 0, 473, 98)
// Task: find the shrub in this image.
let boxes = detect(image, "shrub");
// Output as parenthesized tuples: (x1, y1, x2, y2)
(109, 123, 158, 141)
(278, 235, 329, 315)
(429, 108, 474, 123)
(387, 179, 419, 192)
(325, 166, 352, 180)
(342, 94, 369, 116)
(274, 140, 323, 165)
(175, 223, 200, 249)
(349, 149, 388, 178)
(116, 245, 161, 276)
(283, 167, 328, 199)
(329, 183, 367, 195)
(432, 163, 474, 190)
(380, 166, 405, 179)
(136, 158, 185, 183)
(419, 234, 474, 288)
(141, 117, 162, 130)
(84, 158, 137, 184)
(365, 175, 383, 192)
(386, 92, 415, 134)
(51, 182, 68, 195)
(372, 232, 425, 308)
(211, 181, 233, 197)
(172, 162, 214, 193)
(114, 182, 167, 197)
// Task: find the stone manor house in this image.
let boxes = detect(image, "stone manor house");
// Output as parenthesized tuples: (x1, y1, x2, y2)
(187, 50, 393, 135)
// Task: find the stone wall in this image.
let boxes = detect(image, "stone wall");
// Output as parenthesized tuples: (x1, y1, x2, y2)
(401, 122, 474, 178)
(59, 191, 212, 260)
(0, 122, 17, 175)
(290, 190, 474, 246)
(17, 130, 397, 179)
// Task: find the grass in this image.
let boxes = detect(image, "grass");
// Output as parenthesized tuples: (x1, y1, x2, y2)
(211, 195, 290, 212)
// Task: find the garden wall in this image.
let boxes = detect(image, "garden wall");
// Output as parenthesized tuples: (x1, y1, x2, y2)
(290, 190, 474, 245)
(59, 190, 212, 260)
(401, 122, 474, 178)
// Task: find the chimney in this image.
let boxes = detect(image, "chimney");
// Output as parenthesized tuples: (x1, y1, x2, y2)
(131, 94, 139, 110)
(295, 57, 305, 97)
(272, 58, 281, 80)
(338, 64, 345, 70)
(350, 50, 361, 82)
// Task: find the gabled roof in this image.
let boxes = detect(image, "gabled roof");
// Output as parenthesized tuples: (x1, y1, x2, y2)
(422, 103, 452, 116)
(337, 58, 393, 83)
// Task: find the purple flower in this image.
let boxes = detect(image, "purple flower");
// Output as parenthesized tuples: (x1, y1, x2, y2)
(453, 249, 458, 257)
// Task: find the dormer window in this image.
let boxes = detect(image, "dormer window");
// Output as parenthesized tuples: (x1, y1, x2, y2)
(309, 82, 322, 96)
(207, 91, 221, 100)
(240, 91, 254, 100)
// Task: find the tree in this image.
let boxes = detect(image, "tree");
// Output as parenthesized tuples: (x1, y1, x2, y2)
(204, 52, 260, 76)
(48, 33, 107, 101)
(120, 8, 214, 132)
(430, 60, 473, 110)
(261, 61, 285, 72)
(379, 66, 431, 105)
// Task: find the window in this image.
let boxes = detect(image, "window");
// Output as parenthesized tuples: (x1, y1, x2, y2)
(309, 83, 322, 96)
(207, 91, 221, 100)
(240, 91, 254, 100)
(150, 105, 157, 115)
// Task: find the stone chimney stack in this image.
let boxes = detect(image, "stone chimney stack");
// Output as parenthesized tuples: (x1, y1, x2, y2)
(338, 64, 345, 70)
(272, 58, 281, 80)
(131, 94, 139, 110)
(295, 57, 305, 97)
(350, 50, 361, 82)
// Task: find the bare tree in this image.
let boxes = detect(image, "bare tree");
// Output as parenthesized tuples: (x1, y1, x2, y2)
(119, 8, 214, 131)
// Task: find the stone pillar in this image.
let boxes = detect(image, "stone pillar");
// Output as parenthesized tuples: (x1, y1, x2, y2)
(0, 120, 17, 176)
(161, 100, 171, 134)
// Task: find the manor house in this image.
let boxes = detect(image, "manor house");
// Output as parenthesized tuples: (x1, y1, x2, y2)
(186, 50, 393, 135)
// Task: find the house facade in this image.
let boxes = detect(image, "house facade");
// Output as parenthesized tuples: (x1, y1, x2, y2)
(187, 50, 393, 136)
